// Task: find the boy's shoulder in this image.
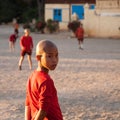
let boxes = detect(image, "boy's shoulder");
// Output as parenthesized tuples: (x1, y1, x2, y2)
(30, 71, 51, 82)
(20, 35, 24, 39)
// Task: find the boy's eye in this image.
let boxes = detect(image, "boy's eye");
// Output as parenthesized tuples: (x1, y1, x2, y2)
(56, 54, 58, 58)
(46, 53, 58, 58)
(46, 54, 52, 58)
(48, 55, 52, 58)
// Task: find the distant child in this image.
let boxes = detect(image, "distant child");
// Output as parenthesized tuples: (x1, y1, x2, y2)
(75, 23, 84, 49)
(14, 22, 19, 38)
(25, 40, 63, 120)
(9, 30, 18, 52)
(18, 28, 33, 70)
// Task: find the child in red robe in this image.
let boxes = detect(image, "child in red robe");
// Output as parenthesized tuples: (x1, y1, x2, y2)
(18, 28, 33, 70)
(9, 31, 18, 52)
(25, 40, 63, 120)
(75, 23, 84, 49)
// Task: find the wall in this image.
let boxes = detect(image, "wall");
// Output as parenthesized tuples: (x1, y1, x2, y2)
(96, 0, 120, 9)
(45, 4, 70, 29)
(45, 2, 120, 38)
(84, 2, 120, 38)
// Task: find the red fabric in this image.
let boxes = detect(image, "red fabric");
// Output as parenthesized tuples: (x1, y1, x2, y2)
(75, 27, 84, 39)
(25, 71, 63, 120)
(9, 34, 16, 42)
(20, 36, 33, 51)
(14, 23, 19, 29)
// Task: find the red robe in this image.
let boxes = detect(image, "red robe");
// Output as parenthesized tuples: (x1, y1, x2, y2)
(25, 71, 63, 120)
(75, 27, 84, 41)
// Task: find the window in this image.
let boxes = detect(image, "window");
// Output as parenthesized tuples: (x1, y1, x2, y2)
(90, 4, 95, 9)
(53, 9, 62, 22)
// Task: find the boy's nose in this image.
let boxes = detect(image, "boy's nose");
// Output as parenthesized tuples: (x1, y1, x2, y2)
(53, 57, 58, 63)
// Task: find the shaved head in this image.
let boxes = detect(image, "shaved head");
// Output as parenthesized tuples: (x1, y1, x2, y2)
(36, 40, 58, 56)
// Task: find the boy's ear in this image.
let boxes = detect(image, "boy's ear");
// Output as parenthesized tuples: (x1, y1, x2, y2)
(36, 55, 41, 61)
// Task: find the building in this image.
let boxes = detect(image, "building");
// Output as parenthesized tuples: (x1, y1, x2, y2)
(84, 0, 120, 38)
(45, 0, 120, 38)
(45, 0, 95, 29)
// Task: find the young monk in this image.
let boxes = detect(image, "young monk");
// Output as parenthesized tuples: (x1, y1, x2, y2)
(75, 23, 84, 49)
(25, 40, 63, 120)
(9, 30, 18, 52)
(18, 28, 33, 70)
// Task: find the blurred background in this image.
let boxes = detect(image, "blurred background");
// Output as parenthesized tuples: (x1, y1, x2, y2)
(0, 0, 44, 24)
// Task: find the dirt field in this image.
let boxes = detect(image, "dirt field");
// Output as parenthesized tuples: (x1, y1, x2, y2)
(0, 25, 120, 120)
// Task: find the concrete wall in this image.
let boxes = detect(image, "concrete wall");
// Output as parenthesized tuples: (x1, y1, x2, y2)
(96, 0, 120, 9)
(45, 2, 120, 38)
(45, 4, 70, 30)
(84, 3, 120, 38)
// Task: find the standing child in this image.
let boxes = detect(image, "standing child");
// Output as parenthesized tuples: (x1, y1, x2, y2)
(9, 31, 18, 52)
(18, 28, 33, 70)
(25, 40, 63, 120)
(75, 23, 84, 49)
(14, 22, 19, 38)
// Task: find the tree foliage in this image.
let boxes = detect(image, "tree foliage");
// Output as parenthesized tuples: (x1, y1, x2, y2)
(0, 0, 44, 24)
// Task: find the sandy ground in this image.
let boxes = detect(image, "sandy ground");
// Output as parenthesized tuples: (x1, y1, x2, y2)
(0, 25, 120, 120)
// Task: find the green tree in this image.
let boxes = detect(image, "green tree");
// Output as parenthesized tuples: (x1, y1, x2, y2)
(37, 0, 45, 21)
(0, 0, 45, 23)
(0, 0, 27, 23)
(22, 0, 45, 21)
(0, 0, 17, 23)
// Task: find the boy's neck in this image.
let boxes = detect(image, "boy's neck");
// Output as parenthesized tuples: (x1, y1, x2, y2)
(36, 66, 49, 73)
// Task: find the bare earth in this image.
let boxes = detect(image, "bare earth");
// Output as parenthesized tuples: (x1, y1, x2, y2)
(0, 25, 120, 120)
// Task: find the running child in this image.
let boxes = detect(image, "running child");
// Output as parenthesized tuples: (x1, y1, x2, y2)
(9, 30, 18, 52)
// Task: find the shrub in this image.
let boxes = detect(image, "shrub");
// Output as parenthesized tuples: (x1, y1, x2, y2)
(35, 21, 46, 33)
(23, 23, 31, 29)
(68, 21, 80, 33)
(46, 19, 59, 33)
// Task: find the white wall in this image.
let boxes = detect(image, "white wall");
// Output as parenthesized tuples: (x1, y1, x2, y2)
(45, 3, 120, 38)
(84, 3, 120, 38)
(45, 4, 70, 29)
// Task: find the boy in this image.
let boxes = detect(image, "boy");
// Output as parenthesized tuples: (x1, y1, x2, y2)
(18, 28, 33, 70)
(75, 23, 84, 49)
(9, 30, 18, 52)
(14, 22, 19, 37)
(25, 40, 63, 120)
